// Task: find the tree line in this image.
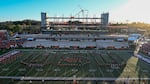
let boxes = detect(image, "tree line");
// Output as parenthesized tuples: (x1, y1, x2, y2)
(0, 20, 150, 35)
(0, 20, 41, 35)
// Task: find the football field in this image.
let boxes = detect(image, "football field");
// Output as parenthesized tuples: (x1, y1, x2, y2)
(0, 49, 150, 84)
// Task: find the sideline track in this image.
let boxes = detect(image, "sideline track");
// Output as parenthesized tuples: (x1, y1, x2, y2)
(0, 76, 150, 81)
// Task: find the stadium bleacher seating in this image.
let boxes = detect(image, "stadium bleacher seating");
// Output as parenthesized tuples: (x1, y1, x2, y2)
(140, 43, 150, 56)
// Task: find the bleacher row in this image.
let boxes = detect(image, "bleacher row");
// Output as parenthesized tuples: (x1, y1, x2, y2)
(19, 34, 125, 39)
(22, 40, 129, 49)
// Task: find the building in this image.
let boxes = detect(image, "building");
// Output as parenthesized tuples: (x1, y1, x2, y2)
(41, 12, 48, 29)
(41, 12, 109, 31)
(0, 30, 9, 40)
(0, 30, 10, 49)
(101, 13, 109, 28)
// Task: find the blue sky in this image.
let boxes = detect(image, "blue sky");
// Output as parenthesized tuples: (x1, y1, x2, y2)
(0, 0, 150, 23)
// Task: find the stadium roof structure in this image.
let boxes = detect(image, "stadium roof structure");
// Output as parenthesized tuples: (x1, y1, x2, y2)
(108, 26, 128, 29)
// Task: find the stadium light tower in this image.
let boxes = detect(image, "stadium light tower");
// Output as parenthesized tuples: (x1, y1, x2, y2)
(126, 20, 129, 34)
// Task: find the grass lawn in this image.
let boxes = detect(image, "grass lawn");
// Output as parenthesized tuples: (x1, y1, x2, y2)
(0, 49, 150, 84)
(0, 49, 11, 55)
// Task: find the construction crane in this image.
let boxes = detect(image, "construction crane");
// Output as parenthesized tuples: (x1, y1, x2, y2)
(74, 5, 88, 22)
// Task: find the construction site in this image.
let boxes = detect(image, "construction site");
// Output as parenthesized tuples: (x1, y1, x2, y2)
(0, 11, 150, 84)
(41, 8, 109, 30)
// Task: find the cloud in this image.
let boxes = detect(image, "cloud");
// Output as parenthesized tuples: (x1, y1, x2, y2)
(110, 0, 150, 23)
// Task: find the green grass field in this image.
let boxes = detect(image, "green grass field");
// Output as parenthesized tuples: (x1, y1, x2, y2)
(0, 49, 10, 55)
(0, 49, 150, 84)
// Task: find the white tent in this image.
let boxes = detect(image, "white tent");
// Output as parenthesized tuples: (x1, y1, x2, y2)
(128, 37, 137, 41)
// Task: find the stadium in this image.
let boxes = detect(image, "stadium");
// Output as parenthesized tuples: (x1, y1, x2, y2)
(0, 12, 150, 84)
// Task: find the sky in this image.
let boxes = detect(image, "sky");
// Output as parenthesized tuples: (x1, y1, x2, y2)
(0, 0, 150, 23)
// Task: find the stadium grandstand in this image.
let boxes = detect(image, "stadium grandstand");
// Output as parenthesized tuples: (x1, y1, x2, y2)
(0, 30, 10, 49)
(0, 30, 24, 49)
(139, 41, 150, 56)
